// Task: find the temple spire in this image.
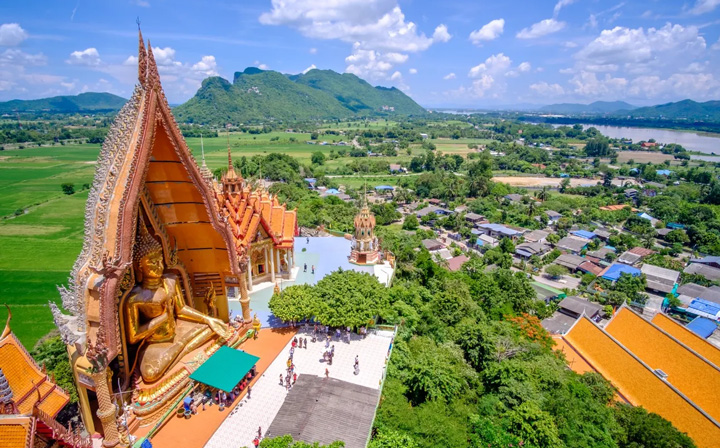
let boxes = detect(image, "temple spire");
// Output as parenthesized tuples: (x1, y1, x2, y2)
(146, 40, 160, 88)
(227, 131, 232, 170)
(199, 134, 213, 184)
(1, 304, 10, 340)
(137, 20, 147, 85)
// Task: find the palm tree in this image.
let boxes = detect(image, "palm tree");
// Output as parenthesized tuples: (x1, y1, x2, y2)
(536, 186, 549, 202)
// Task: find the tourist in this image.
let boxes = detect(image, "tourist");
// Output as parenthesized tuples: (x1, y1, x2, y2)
(290, 346, 295, 356)
(335, 328, 341, 340)
(331, 344, 335, 355)
(304, 337, 308, 348)
(325, 368, 329, 378)
(279, 374, 283, 386)
(306, 237, 309, 244)
(311, 265, 315, 274)
(253, 437, 259, 448)
(258, 426, 262, 438)
(293, 372, 297, 384)
(247, 386, 251, 399)
(325, 336, 330, 348)
(304, 263, 307, 272)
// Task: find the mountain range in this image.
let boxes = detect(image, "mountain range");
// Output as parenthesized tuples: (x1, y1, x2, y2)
(0, 92, 126, 114)
(173, 67, 426, 124)
(623, 99, 720, 122)
(537, 101, 637, 115)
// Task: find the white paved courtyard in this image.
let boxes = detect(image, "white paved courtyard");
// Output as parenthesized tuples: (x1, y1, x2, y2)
(204, 330, 394, 448)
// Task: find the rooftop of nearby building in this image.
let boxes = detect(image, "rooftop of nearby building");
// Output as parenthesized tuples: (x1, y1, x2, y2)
(558, 296, 603, 317)
(563, 315, 720, 448)
(556, 236, 588, 253)
(652, 313, 720, 368)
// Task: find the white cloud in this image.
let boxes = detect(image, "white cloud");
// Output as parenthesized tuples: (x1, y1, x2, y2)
(586, 14, 598, 30)
(628, 73, 719, 100)
(530, 81, 565, 96)
(132, 0, 151, 7)
(443, 72, 456, 80)
(553, 0, 576, 17)
(0, 49, 46, 66)
(66, 48, 101, 66)
(309, 47, 317, 54)
(408, 68, 417, 74)
(469, 19, 504, 45)
(0, 23, 28, 46)
(390, 70, 402, 81)
(191, 56, 218, 76)
(517, 18, 565, 39)
(575, 23, 706, 73)
(563, 41, 579, 48)
(469, 53, 512, 78)
(345, 43, 412, 79)
(712, 37, 720, 50)
(689, 0, 720, 15)
(518, 62, 532, 72)
(449, 74, 495, 99)
(253, 60, 270, 70)
(569, 71, 627, 96)
(302, 64, 316, 74)
(259, 0, 447, 81)
(433, 24, 452, 42)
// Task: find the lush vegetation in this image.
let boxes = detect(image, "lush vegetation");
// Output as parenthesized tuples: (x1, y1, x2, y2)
(0, 92, 126, 114)
(174, 67, 425, 125)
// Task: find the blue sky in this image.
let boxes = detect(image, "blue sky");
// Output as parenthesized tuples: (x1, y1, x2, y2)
(1, 0, 720, 107)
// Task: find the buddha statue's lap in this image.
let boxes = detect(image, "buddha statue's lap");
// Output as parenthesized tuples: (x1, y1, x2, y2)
(125, 222, 229, 384)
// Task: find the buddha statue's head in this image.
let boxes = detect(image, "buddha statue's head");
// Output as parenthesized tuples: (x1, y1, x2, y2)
(134, 220, 165, 285)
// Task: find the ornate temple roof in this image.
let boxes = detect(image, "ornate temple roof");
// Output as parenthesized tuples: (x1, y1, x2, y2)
(51, 30, 239, 356)
(218, 146, 297, 251)
(0, 315, 69, 418)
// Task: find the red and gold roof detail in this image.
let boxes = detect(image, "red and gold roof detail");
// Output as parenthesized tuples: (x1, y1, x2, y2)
(0, 318, 69, 418)
(217, 148, 297, 253)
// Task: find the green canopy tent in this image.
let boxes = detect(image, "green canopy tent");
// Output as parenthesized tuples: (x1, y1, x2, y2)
(190, 346, 260, 392)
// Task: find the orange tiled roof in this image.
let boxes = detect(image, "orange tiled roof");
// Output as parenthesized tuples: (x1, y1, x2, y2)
(564, 316, 720, 448)
(652, 313, 720, 370)
(552, 336, 595, 374)
(0, 332, 70, 417)
(606, 307, 720, 422)
(0, 417, 33, 448)
(220, 183, 296, 251)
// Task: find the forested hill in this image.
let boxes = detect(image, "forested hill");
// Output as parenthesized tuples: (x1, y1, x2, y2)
(623, 99, 720, 121)
(0, 92, 126, 114)
(173, 67, 426, 124)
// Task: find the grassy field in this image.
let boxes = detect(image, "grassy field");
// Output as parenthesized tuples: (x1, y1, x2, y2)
(0, 143, 98, 347)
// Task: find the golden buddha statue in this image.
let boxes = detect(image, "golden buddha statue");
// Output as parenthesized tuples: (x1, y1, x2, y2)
(124, 222, 230, 383)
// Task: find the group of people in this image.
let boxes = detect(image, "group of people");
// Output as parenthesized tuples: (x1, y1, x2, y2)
(281, 337, 308, 391)
(303, 263, 315, 274)
(252, 426, 262, 447)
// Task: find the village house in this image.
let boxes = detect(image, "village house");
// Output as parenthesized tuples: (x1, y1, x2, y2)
(476, 223, 525, 241)
(524, 229, 550, 244)
(554, 253, 586, 272)
(641, 264, 680, 295)
(515, 242, 551, 259)
(555, 236, 588, 254)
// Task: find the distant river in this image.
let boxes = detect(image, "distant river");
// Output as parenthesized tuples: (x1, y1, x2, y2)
(569, 124, 720, 155)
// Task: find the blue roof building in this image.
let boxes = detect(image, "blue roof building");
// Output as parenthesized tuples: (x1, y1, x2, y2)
(560, 173, 570, 178)
(325, 188, 340, 195)
(375, 185, 395, 191)
(667, 223, 685, 230)
(656, 169, 672, 176)
(572, 230, 596, 240)
(601, 263, 642, 281)
(688, 299, 720, 320)
(686, 317, 717, 339)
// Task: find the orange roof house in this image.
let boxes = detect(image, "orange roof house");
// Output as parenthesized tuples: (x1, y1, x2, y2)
(0, 310, 90, 448)
(598, 204, 638, 212)
(562, 314, 720, 448)
(652, 313, 720, 370)
(606, 307, 720, 423)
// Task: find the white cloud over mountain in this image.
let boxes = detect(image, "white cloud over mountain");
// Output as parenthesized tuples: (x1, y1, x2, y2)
(259, 0, 450, 82)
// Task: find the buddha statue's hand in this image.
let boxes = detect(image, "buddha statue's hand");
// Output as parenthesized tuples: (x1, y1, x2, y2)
(207, 317, 231, 340)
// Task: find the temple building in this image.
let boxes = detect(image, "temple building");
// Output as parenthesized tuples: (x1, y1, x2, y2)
(349, 195, 380, 265)
(48, 30, 296, 445)
(0, 310, 90, 448)
(215, 145, 297, 291)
